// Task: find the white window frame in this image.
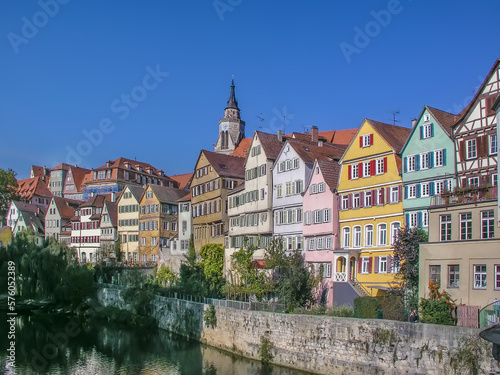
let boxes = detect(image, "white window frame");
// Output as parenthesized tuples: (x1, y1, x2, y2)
(379, 256, 388, 274)
(390, 186, 399, 203)
(473, 264, 487, 289)
(407, 155, 416, 172)
(408, 185, 416, 199)
(390, 222, 400, 245)
(434, 149, 444, 167)
(362, 134, 371, 147)
(353, 226, 361, 248)
(490, 134, 498, 155)
(364, 225, 373, 247)
(363, 161, 371, 177)
(341, 195, 349, 210)
(377, 223, 387, 246)
(364, 191, 372, 207)
(375, 158, 384, 175)
(421, 182, 429, 197)
(466, 139, 477, 159)
(353, 193, 360, 208)
(351, 164, 359, 179)
(342, 227, 351, 248)
(420, 153, 429, 170)
(422, 123, 432, 139)
(361, 257, 370, 274)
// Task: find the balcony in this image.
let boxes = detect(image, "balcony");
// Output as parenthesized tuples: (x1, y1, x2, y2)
(430, 186, 498, 207)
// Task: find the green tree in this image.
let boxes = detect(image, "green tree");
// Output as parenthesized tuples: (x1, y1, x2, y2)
(199, 243, 225, 297)
(178, 236, 205, 296)
(264, 238, 317, 311)
(156, 264, 178, 287)
(0, 168, 18, 225)
(392, 226, 428, 311)
(419, 281, 456, 325)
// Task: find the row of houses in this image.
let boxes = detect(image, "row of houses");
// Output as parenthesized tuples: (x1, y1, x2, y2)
(4, 59, 500, 310)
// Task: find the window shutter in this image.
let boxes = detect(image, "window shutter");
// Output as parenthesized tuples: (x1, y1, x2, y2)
(461, 178, 467, 188)
(405, 213, 409, 227)
(417, 212, 423, 227)
(348, 194, 353, 209)
(370, 160, 376, 175)
(477, 136, 486, 157)
(359, 192, 364, 208)
(458, 140, 466, 161)
(404, 185, 408, 199)
(379, 188, 385, 204)
(398, 185, 402, 202)
(430, 123, 434, 137)
(429, 182, 435, 196)
(370, 134, 374, 145)
(368, 257, 373, 274)
(486, 96, 496, 116)
(386, 187, 391, 203)
(428, 152, 434, 168)
(358, 259, 362, 274)
(372, 189, 377, 204)
(415, 155, 420, 171)
(388, 256, 394, 273)
(374, 257, 379, 273)
(404, 157, 408, 173)
(416, 184, 421, 198)
(420, 126, 424, 139)
(358, 162, 363, 174)
(348, 165, 352, 180)
(359, 136, 363, 147)
(383, 157, 387, 173)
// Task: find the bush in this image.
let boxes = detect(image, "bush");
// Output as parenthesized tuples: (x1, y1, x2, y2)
(354, 297, 379, 318)
(203, 304, 217, 328)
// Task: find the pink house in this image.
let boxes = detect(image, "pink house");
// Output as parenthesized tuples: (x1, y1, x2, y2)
(303, 159, 341, 307)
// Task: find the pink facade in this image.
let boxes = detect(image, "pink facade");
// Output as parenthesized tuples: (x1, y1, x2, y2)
(303, 160, 340, 307)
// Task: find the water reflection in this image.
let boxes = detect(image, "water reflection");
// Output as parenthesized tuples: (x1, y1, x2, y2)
(0, 314, 311, 375)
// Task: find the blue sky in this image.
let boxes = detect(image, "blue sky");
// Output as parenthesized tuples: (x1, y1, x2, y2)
(1, 0, 499, 180)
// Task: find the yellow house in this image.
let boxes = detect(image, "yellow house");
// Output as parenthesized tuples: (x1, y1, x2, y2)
(191, 149, 245, 251)
(337, 119, 411, 297)
(138, 184, 189, 263)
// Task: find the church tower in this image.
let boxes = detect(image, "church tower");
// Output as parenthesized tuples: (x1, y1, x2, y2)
(214, 79, 245, 154)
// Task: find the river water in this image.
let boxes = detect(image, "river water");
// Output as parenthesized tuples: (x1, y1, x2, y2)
(0, 314, 313, 375)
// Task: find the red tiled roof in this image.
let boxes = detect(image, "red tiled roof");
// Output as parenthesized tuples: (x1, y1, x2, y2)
(231, 138, 252, 158)
(52, 196, 82, 220)
(255, 131, 287, 161)
(17, 176, 53, 200)
(30, 165, 50, 178)
(316, 159, 341, 190)
(83, 157, 175, 187)
(70, 166, 91, 192)
(288, 138, 346, 165)
(51, 163, 72, 171)
(426, 106, 457, 136)
(331, 129, 358, 146)
(170, 173, 193, 190)
(202, 150, 245, 179)
(365, 119, 411, 154)
(177, 192, 191, 202)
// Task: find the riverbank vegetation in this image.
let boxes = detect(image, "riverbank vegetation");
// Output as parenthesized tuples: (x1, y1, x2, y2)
(0, 230, 95, 308)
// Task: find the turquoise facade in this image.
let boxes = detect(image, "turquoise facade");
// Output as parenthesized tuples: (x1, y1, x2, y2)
(401, 106, 457, 230)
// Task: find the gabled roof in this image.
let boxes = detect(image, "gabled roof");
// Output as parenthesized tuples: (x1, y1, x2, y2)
(227, 183, 245, 196)
(292, 129, 357, 146)
(12, 201, 41, 214)
(453, 58, 500, 127)
(400, 106, 457, 154)
(30, 165, 50, 179)
(287, 138, 346, 166)
(116, 185, 145, 204)
(52, 196, 82, 220)
(170, 173, 193, 190)
(68, 166, 91, 192)
(102, 201, 118, 227)
(426, 106, 457, 136)
(201, 149, 245, 179)
(51, 163, 72, 171)
(80, 194, 109, 208)
(231, 137, 252, 158)
(317, 159, 341, 190)
(177, 192, 191, 202)
(147, 185, 190, 204)
(255, 131, 287, 161)
(365, 119, 411, 154)
(17, 176, 53, 200)
(19, 210, 44, 234)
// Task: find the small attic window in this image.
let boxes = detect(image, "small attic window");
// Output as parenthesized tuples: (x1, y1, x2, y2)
(219, 164, 227, 169)
(303, 146, 309, 152)
(424, 114, 430, 122)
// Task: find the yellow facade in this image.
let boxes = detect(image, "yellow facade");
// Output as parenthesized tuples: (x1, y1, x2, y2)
(337, 120, 407, 295)
(117, 186, 141, 262)
(0, 227, 12, 248)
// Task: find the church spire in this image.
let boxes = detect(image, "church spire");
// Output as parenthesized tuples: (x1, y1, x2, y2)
(226, 78, 239, 110)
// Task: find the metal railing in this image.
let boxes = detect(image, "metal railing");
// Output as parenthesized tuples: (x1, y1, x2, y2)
(431, 186, 498, 207)
(479, 301, 500, 328)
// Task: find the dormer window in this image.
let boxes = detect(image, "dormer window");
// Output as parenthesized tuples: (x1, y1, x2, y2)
(106, 161, 110, 168)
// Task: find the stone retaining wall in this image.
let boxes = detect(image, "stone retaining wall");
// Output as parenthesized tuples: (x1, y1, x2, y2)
(96, 285, 500, 374)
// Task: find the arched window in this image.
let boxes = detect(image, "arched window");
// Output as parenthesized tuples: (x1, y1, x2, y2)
(342, 227, 351, 248)
(353, 226, 361, 248)
(378, 223, 387, 246)
(364, 225, 374, 247)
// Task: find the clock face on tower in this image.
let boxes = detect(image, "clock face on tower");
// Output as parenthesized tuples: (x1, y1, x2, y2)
(221, 122, 229, 131)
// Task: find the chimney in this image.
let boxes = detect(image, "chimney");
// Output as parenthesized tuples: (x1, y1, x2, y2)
(411, 119, 417, 128)
(277, 130, 283, 142)
(311, 126, 318, 143)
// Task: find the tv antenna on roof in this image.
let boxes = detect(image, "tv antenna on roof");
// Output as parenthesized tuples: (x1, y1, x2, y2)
(256, 113, 265, 128)
(391, 111, 401, 125)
